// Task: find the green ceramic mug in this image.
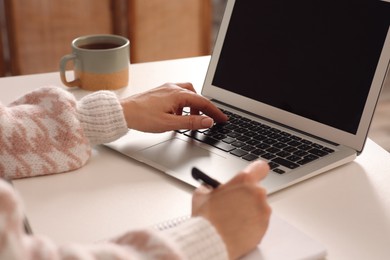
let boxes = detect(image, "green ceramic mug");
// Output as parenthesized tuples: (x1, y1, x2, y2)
(60, 34, 130, 91)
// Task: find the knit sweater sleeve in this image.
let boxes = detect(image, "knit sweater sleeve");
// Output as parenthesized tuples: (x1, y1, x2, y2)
(161, 217, 228, 260)
(76, 90, 128, 146)
(0, 86, 128, 179)
(0, 179, 228, 260)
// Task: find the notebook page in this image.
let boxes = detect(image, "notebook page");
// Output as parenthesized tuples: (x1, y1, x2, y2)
(156, 214, 327, 260)
(242, 214, 327, 260)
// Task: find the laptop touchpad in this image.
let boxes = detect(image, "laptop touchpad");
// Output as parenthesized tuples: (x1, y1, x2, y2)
(140, 137, 225, 167)
(139, 138, 237, 186)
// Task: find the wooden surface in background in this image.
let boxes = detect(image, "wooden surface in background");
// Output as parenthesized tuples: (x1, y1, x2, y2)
(128, 0, 211, 63)
(1, 0, 212, 75)
(3, 0, 112, 75)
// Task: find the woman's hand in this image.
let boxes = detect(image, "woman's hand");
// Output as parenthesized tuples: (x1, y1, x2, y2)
(192, 161, 271, 260)
(120, 82, 228, 133)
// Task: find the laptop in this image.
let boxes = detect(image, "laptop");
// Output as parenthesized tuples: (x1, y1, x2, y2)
(106, 0, 390, 194)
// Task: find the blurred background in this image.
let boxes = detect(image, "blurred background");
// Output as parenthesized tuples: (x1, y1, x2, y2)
(0, 0, 388, 151)
(0, 0, 228, 76)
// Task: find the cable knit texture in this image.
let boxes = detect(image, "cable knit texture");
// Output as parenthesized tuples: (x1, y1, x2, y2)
(77, 90, 128, 146)
(0, 86, 128, 179)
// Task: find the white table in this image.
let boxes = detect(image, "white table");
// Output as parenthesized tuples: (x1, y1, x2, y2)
(1, 56, 390, 260)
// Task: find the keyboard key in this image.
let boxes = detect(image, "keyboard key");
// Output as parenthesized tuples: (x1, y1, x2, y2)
(287, 140, 301, 147)
(248, 126, 263, 131)
(227, 132, 241, 138)
(210, 141, 236, 152)
(273, 168, 285, 174)
(259, 129, 272, 135)
(252, 149, 266, 156)
(272, 157, 299, 169)
(239, 122, 252, 128)
(278, 136, 291, 143)
(253, 134, 267, 141)
(179, 108, 328, 169)
(266, 147, 280, 154)
(242, 154, 258, 161)
(212, 133, 226, 140)
(216, 128, 231, 134)
(297, 154, 319, 165)
(301, 139, 313, 145)
(280, 132, 291, 137)
(222, 137, 236, 144)
(185, 131, 235, 152)
(284, 146, 298, 153)
(286, 155, 301, 162)
(257, 143, 271, 149)
(263, 138, 278, 145)
(242, 145, 256, 152)
(311, 143, 324, 149)
(297, 144, 311, 150)
(235, 127, 249, 134)
(236, 135, 250, 142)
(294, 150, 308, 156)
(232, 141, 246, 147)
(274, 142, 288, 149)
(268, 162, 279, 169)
(252, 121, 263, 127)
(276, 151, 290, 158)
(268, 133, 282, 139)
(231, 149, 248, 157)
(290, 135, 302, 141)
(246, 139, 261, 146)
(184, 130, 204, 140)
(323, 147, 335, 153)
(243, 131, 257, 138)
(225, 124, 239, 130)
(262, 153, 276, 160)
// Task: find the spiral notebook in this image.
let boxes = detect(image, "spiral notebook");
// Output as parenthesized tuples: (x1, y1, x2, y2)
(155, 214, 327, 260)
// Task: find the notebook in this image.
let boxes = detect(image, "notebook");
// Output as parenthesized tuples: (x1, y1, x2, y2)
(155, 214, 327, 260)
(106, 0, 390, 194)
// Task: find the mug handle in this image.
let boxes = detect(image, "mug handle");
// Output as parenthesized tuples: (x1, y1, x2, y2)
(59, 54, 81, 87)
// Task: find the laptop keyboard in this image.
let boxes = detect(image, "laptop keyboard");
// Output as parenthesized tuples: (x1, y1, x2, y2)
(177, 108, 335, 174)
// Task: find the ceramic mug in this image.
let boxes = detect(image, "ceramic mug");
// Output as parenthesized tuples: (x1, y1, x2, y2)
(60, 34, 130, 91)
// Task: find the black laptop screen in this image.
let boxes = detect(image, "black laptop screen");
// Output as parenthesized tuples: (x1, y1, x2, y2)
(212, 0, 390, 134)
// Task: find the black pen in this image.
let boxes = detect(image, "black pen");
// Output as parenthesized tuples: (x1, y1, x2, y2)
(191, 167, 221, 188)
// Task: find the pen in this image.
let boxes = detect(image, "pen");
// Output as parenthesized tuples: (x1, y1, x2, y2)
(191, 167, 221, 188)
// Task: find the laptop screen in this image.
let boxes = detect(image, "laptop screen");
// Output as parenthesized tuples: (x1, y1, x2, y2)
(212, 0, 390, 135)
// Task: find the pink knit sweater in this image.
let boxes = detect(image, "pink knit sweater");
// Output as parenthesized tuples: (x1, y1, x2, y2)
(0, 87, 228, 260)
